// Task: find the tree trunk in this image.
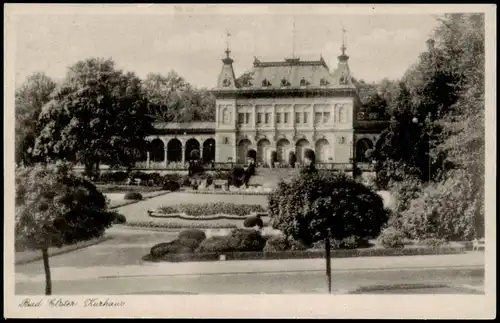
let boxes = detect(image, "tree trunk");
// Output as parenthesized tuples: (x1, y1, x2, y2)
(325, 236, 332, 294)
(42, 248, 52, 295)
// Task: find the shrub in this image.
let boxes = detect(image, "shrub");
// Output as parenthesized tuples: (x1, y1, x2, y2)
(98, 172, 114, 183)
(162, 180, 180, 192)
(123, 192, 143, 200)
(243, 215, 264, 228)
(398, 170, 480, 241)
(206, 176, 213, 186)
(111, 212, 127, 224)
(195, 228, 266, 253)
(163, 173, 182, 183)
(229, 166, 246, 187)
(340, 235, 370, 249)
(377, 227, 406, 248)
(178, 229, 206, 243)
(158, 202, 266, 217)
(195, 236, 233, 253)
(311, 239, 341, 250)
(214, 170, 229, 180)
(150, 240, 193, 258)
(181, 176, 191, 187)
(263, 235, 308, 252)
(421, 238, 447, 248)
(112, 171, 129, 183)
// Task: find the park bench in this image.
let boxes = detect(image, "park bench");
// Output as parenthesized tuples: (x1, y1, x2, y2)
(472, 238, 485, 251)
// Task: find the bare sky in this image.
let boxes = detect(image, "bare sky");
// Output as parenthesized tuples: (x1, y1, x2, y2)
(10, 4, 441, 88)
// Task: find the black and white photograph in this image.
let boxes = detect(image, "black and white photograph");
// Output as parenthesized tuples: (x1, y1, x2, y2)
(4, 3, 496, 319)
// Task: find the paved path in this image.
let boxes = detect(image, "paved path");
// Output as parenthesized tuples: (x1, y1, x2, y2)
(17, 250, 484, 282)
(113, 191, 268, 223)
(16, 263, 484, 295)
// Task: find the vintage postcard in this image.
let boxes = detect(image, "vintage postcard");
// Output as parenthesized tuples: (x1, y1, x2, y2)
(4, 3, 496, 319)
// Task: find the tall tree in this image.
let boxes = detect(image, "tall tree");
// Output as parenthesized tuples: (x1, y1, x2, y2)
(15, 163, 117, 294)
(33, 58, 153, 172)
(142, 71, 215, 123)
(15, 72, 56, 165)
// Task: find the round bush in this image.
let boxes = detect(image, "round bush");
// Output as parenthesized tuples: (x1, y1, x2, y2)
(178, 229, 207, 243)
(339, 235, 370, 249)
(377, 227, 406, 248)
(150, 240, 194, 258)
(243, 215, 264, 228)
(123, 192, 143, 200)
(162, 181, 180, 191)
(206, 176, 213, 186)
(196, 228, 266, 253)
(111, 212, 127, 224)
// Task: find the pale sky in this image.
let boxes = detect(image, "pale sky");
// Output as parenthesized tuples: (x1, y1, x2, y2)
(10, 5, 442, 89)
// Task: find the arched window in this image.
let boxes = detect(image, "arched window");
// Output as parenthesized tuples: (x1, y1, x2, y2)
(222, 78, 231, 87)
(300, 78, 310, 86)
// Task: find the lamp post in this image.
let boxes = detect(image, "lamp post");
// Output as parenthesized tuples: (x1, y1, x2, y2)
(412, 112, 432, 183)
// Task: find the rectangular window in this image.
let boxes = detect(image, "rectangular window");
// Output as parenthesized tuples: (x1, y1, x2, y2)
(238, 113, 245, 124)
(257, 113, 263, 124)
(315, 112, 322, 124)
(284, 112, 289, 124)
(303, 112, 308, 124)
(276, 113, 281, 124)
(245, 112, 251, 124)
(323, 112, 330, 124)
(295, 112, 301, 124)
(265, 113, 271, 124)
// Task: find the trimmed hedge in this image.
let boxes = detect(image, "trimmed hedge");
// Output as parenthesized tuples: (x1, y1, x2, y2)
(263, 235, 309, 252)
(123, 192, 143, 200)
(157, 202, 266, 217)
(243, 215, 264, 228)
(162, 181, 180, 192)
(178, 229, 207, 243)
(196, 228, 266, 253)
(111, 212, 127, 224)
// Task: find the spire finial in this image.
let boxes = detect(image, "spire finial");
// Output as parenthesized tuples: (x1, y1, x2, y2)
(341, 26, 347, 55)
(225, 30, 231, 58)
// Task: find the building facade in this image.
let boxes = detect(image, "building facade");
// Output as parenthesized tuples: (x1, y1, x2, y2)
(144, 45, 387, 168)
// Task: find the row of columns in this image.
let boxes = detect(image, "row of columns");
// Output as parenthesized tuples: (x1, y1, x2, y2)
(146, 146, 188, 168)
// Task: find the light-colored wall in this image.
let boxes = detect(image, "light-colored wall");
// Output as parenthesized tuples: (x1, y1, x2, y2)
(215, 95, 357, 163)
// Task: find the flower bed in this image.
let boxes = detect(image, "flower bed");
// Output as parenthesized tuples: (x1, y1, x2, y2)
(186, 189, 271, 196)
(121, 221, 238, 230)
(148, 211, 268, 221)
(156, 202, 267, 217)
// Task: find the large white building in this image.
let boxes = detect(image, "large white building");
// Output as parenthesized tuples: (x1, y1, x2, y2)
(145, 43, 387, 169)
